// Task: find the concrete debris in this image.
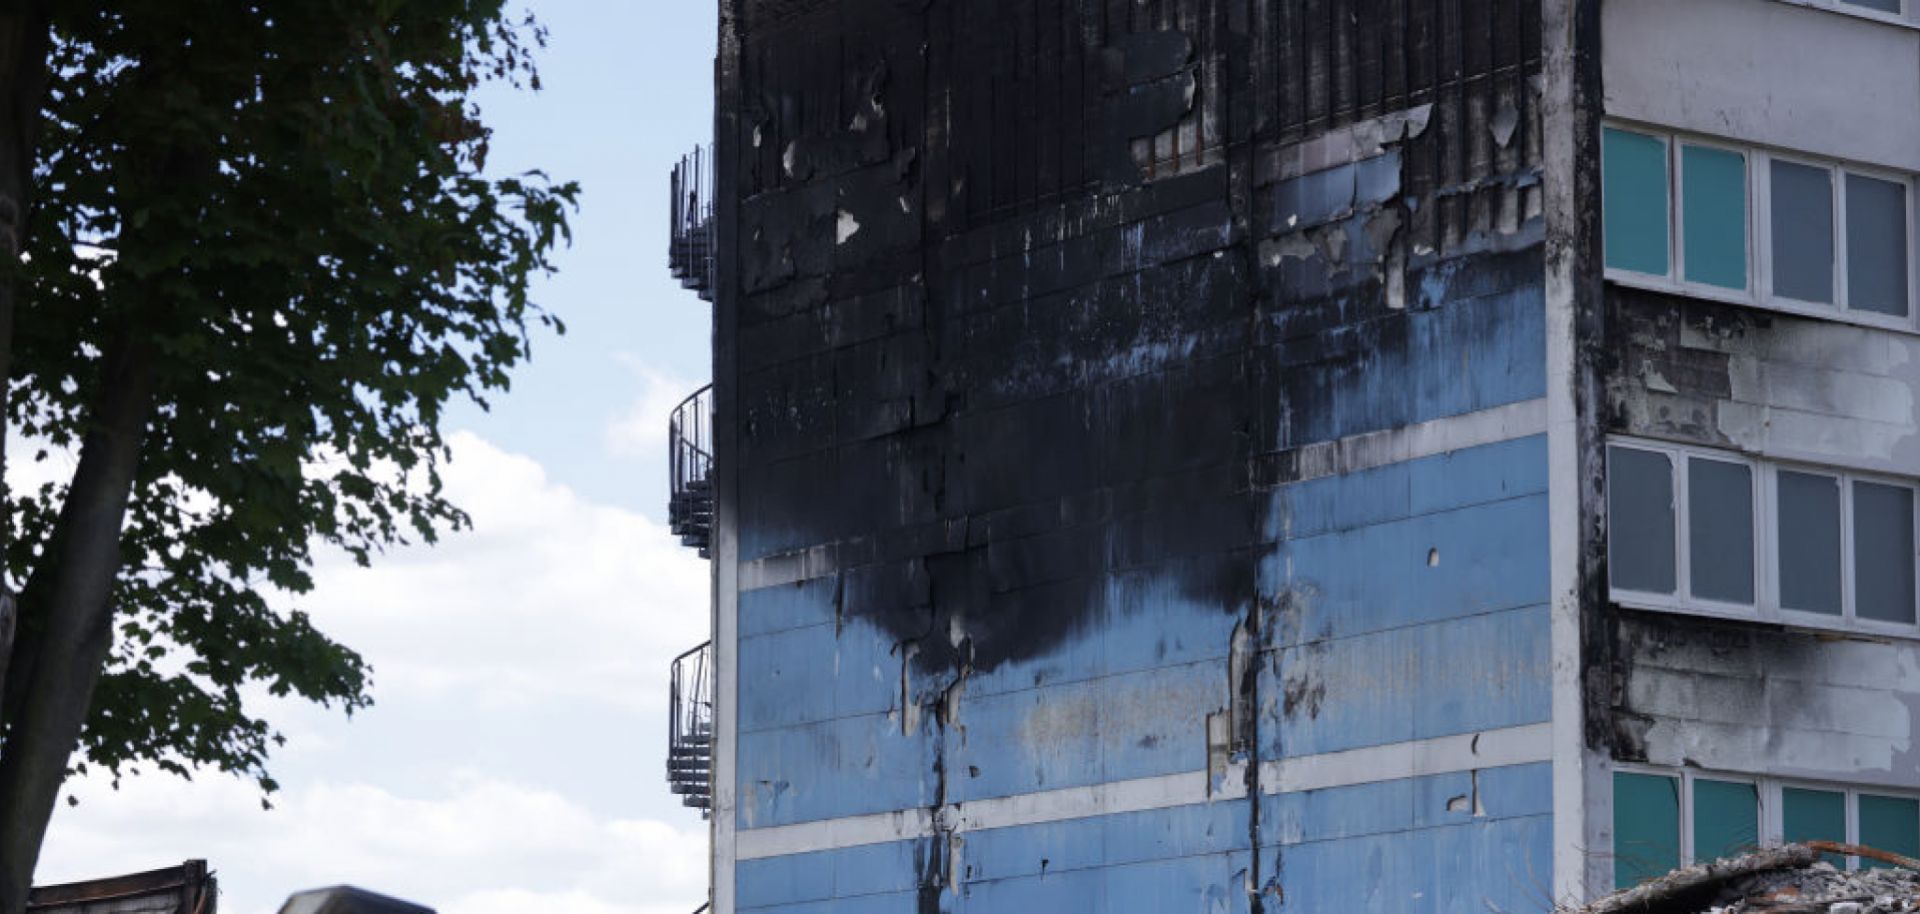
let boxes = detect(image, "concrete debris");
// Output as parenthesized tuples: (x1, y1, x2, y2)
(1568, 844, 1920, 914)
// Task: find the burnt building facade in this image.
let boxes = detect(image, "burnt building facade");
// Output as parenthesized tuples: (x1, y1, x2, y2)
(662, 0, 1920, 910)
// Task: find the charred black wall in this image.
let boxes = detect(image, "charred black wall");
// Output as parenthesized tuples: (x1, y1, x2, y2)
(726, 0, 1544, 671)
(717, 0, 1554, 909)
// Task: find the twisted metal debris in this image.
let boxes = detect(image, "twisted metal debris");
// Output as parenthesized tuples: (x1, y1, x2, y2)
(1569, 844, 1920, 914)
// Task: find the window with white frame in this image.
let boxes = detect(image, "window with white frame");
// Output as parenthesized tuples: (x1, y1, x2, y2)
(1606, 439, 1920, 633)
(1602, 124, 1917, 328)
(1613, 768, 1920, 890)
(1784, 0, 1910, 22)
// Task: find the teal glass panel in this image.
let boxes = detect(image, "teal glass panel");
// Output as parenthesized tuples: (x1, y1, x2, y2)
(1783, 787, 1847, 866)
(1860, 794, 1920, 866)
(1605, 128, 1671, 275)
(1615, 772, 1681, 889)
(1683, 145, 1748, 289)
(1694, 779, 1760, 863)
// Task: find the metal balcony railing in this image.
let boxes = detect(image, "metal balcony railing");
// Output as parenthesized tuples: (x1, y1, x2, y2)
(668, 383, 713, 558)
(667, 640, 714, 817)
(669, 145, 715, 301)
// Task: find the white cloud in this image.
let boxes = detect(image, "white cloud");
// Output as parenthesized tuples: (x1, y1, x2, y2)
(39, 770, 708, 914)
(604, 357, 703, 462)
(299, 429, 711, 712)
(37, 430, 715, 913)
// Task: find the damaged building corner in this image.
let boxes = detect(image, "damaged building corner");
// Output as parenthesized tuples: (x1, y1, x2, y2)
(660, 0, 1920, 912)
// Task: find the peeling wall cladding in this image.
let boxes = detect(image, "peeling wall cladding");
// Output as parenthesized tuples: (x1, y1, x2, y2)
(722, 0, 1550, 909)
(1599, 285, 1920, 787)
(1609, 611, 1920, 790)
(1604, 287, 1920, 476)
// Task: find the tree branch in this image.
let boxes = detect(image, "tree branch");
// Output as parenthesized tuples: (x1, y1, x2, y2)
(0, 0, 56, 736)
(0, 328, 157, 914)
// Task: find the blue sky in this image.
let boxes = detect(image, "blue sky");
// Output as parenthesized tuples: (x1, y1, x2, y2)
(35, 4, 722, 912)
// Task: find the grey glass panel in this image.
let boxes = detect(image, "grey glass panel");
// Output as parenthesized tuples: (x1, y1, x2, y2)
(1844, 0, 1901, 13)
(1773, 161, 1836, 305)
(1847, 173, 1909, 317)
(1610, 446, 1676, 595)
(1855, 481, 1917, 625)
(1690, 458, 1755, 604)
(1779, 471, 1843, 616)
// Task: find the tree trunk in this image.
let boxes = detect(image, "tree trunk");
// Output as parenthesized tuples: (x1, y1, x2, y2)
(0, 331, 158, 914)
(0, 0, 55, 725)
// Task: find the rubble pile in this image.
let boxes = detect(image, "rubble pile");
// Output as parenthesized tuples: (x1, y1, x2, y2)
(1569, 844, 1920, 914)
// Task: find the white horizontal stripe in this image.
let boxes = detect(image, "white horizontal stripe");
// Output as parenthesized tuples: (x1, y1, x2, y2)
(736, 807, 934, 862)
(1261, 721, 1554, 793)
(733, 723, 1553, 860)
(1280, 398, 1548, 485)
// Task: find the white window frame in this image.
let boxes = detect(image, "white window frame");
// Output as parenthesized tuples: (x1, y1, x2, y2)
(1606, 439, 1764, 620)
(1760, 152, 1920, 330)
(1613, 763, 1920, 888)
(1768, 457, 1920, 637)
(1606, 436, 1920, 639)
(1603, 121, 1920, 336)
(1777, 0, 1916, 29)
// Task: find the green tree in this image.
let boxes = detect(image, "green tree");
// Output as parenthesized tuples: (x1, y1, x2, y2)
(0, 3, 577, 909)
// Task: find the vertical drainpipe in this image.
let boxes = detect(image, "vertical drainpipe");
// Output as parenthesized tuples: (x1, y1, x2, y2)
(710, 1, 744, 911)
(1543, 0, 1607, 904)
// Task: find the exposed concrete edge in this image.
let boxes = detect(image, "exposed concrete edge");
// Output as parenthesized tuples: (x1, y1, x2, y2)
(735, 723, 1553, 861)
(1544, 0, 1607, 905)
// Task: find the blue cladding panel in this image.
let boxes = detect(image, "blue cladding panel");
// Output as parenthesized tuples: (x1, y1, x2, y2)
(741, 577, 840, 638)
(958, 806, 1252, 914)
(1292, 287, 1546, 447)
(964, 803, 1249, 883)
(963, 560, 1244, 700)
(1260, 763, 1553, 846)
(1264, 768, 1554, 914)
(739, 624, 842, 732)
(734, 341, 1552, 905)
(961, 862, 1249, 914)
(1261, 605, 1551, 758)
(948, 660, 1221, 802)
(739, 841, 925, 909)
(1275, 815, 1554, 914)
(1264, 436, 1547, 542)
(740, 893, 923, 914)
(1261, 495, 1550, 647)
(736, 712, 937, 829)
